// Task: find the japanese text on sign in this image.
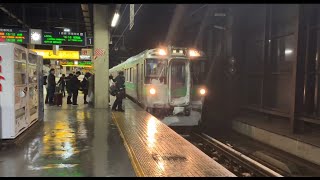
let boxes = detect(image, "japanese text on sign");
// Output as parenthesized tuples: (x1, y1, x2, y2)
(0, 28, 29, 44)
(42, 31, 86, 46)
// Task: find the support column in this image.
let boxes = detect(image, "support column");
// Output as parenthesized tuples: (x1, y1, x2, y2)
(27, 44, 35, 49)
(93, 4, 109, 108)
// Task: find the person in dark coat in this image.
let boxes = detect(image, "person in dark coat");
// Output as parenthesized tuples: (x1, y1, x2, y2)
(112, 71, 125, 112)
(47, 68, 56, 106)
(57, 74, 66, 97)
(66, 73, 74, 104)
(70, 71, 81, 106)
(82, 72, 91, 104)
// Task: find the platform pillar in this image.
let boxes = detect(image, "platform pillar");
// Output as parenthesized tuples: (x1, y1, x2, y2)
(27, 44, 35, 49)
(93, 4, 109, 109)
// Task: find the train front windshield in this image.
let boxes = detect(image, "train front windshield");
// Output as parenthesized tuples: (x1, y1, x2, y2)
(190, 60, 207, 85)
(145, 59, 167, 84)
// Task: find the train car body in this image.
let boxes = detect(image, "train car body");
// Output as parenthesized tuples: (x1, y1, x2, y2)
(110, 46, 207, 125)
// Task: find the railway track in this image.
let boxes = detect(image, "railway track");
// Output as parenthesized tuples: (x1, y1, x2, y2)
(184, 132, 283, 177)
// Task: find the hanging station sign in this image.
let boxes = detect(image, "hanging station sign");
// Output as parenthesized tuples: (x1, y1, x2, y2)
(0, 28, 89, 47)
(42, 31, 86, 46)
(60, 60, 92, 67)
(31, 49, 80, 60)
(0, 28, 29, 44)
(80, 48, 92, 60)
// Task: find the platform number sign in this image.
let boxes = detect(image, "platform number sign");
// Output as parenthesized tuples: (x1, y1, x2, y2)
(86, 37, 93, 46)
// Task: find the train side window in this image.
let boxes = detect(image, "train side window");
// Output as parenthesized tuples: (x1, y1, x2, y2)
(128, 68, 130, 82)
(130, 68, 132, 82)
(126, 69, 128, 81)
(133, 66, 136, 83)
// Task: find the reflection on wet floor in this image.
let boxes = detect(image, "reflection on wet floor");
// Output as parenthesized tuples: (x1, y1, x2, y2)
(0, 95, 135, 177)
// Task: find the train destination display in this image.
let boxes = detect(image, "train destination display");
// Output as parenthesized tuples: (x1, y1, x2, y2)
(0, 28, 29, 44)
(42, 31, 86, 46)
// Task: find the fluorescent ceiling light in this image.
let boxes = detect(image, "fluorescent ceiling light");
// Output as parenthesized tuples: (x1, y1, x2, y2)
(64, 28, 71, 32)
(111, 12, 120, 27)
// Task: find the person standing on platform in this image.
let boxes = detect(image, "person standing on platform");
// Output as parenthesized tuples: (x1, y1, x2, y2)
(44, 75, 49, 104)
(47, 68, 56, 106)
(87, 73, 95, 105)
(82, 72, 91, 104)
(109, 75, 115, 107)
(57, 74, 66, 97)
(66, 73, 74, 104)
(70, 71, 81, 106)
(112, 71, 125, 112)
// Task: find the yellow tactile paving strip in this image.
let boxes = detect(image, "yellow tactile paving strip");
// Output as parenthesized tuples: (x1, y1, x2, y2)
(111, 100, 236, 177)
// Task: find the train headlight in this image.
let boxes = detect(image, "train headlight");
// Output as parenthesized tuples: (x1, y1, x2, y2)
(150, 88, 156, 95)
(158, 49, 167, 56)
(199, 88, 206, 96)
(189, 49, 200, 57)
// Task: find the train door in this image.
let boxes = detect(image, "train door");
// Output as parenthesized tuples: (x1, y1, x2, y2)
(168, 58, 191, 106)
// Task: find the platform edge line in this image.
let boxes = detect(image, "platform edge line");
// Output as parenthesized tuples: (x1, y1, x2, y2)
(111, 112, 145, 177)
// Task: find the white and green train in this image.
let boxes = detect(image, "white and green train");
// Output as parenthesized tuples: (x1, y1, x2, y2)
(109, 46, 207, 118)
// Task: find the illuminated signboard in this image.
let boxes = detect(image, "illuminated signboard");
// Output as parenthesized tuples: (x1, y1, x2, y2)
(80, 55, 91, 60)
(42, 31, 86, 46)
(31, 49, 79, 60)
(0, 55, 4, 92)
(0, 28, 29, 44)
(60, 60, 92, 67)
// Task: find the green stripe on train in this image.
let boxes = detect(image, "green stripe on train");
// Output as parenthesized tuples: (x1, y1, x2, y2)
(125, 82, 136, 90)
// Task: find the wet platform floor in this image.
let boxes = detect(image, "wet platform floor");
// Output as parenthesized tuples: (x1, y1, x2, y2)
(0, 95, 135, 177)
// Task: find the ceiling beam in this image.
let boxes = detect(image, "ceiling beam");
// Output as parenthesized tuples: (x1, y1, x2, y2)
(81, 4, 92, 36)
(0, 5, 30, 28)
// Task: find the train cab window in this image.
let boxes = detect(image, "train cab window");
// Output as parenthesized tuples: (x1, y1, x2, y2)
(145, 58, 167, 84)
(190, 60, 207, 85)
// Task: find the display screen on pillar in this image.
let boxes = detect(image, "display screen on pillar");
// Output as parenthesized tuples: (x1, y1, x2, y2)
(0, 28, 29, 44)
(42, 30, 86, 46)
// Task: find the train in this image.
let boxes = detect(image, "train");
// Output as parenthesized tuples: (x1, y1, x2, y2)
(109, 46, 208, 123)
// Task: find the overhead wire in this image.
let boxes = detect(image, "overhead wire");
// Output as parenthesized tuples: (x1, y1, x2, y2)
(112, 4, 143, 51)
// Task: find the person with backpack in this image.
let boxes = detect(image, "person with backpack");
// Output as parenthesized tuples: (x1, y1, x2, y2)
(57, 74, 66, 97)
(112, 71, 125, 112)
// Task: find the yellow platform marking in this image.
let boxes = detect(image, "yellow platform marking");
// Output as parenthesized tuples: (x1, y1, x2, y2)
(112, 112, 145, 177)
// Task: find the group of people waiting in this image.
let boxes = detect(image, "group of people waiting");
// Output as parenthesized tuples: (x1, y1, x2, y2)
(43, 68, 126, 111)
(44, 68, 92, 106)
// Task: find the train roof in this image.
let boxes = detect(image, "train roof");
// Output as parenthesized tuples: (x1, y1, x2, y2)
(110, 46, 206, 72)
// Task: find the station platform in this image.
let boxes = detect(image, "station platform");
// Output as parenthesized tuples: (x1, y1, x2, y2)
(232, 114, 320, 166)
(112, 98, 235, 177)
(0, 93, 234, 177)
(0, 94, 135, 177)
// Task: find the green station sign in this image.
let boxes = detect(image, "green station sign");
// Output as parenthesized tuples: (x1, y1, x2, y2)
(60, 60, 92, 67)
(42, 31, 86, 46)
